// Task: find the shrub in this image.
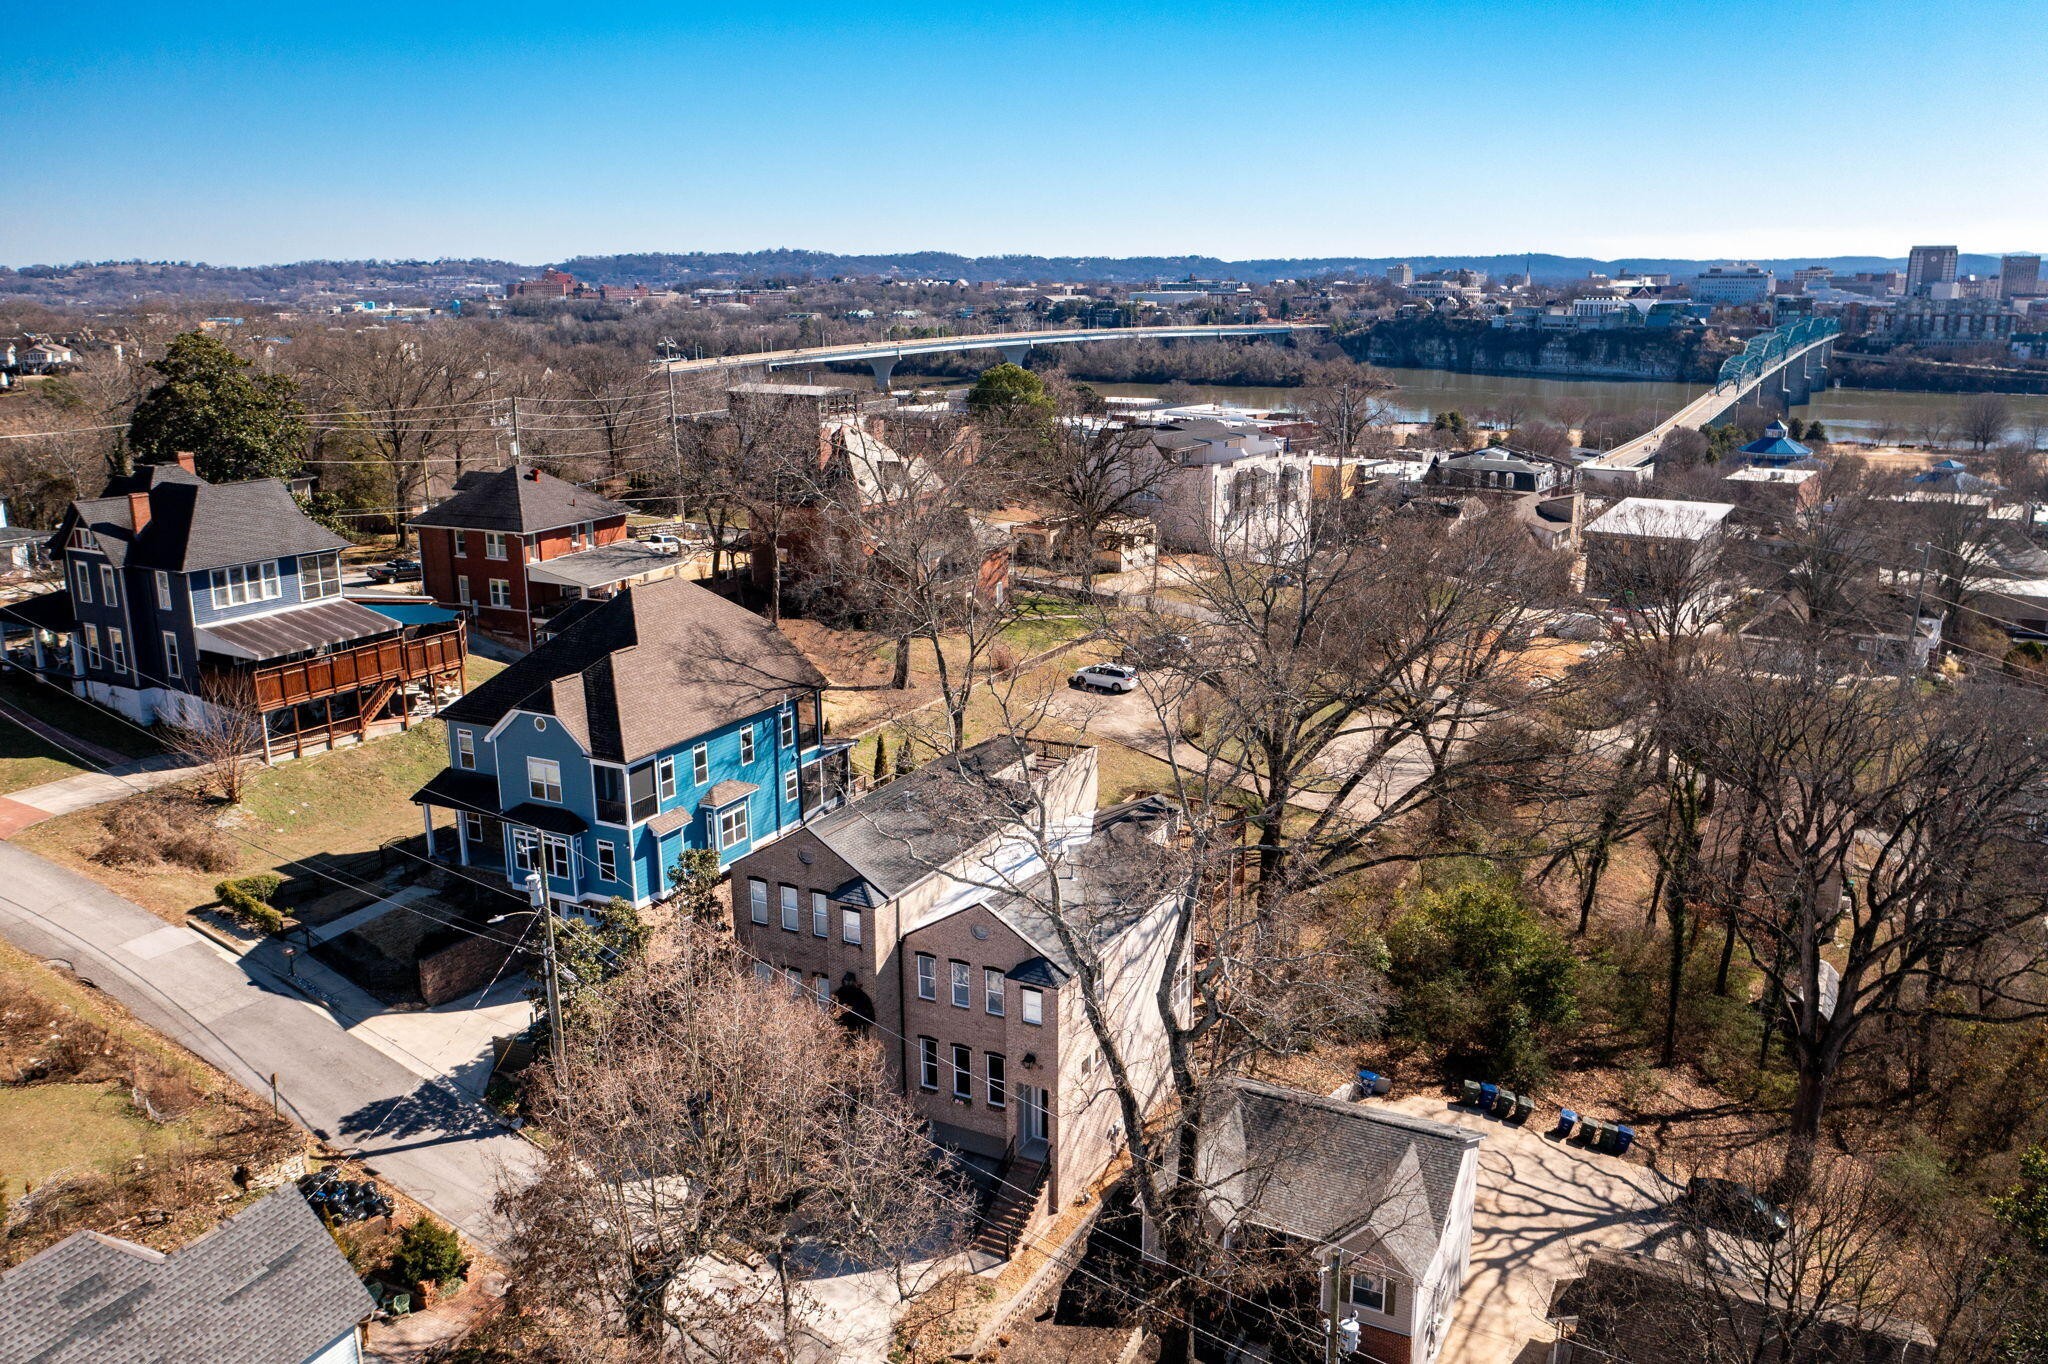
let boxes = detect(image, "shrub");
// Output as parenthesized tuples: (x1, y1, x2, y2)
(214, 874, 285, 934)
(390, 1216, 467, 1287)
(93, 793, 235, 873)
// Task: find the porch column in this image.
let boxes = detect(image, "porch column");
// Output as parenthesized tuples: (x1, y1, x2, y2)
(454, 810, 469, 865)
(421, 804, 435, 858)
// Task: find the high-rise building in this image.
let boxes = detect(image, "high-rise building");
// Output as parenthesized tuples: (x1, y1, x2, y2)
(1906, 245, 1959, 295)
(1386, 263, 1414, 287)
(2001, 253, 2043, 299)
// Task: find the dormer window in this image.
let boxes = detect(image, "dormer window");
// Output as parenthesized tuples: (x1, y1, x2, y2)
(210, 561, 281, 609)
(300, 553, 340, 601)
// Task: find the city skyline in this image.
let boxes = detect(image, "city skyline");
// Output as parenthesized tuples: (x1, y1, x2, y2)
(6, 0, 2045, 267)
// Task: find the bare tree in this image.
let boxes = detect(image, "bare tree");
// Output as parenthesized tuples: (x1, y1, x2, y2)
(169, 673, 268, 804)
(1959, 393, 2012, 453)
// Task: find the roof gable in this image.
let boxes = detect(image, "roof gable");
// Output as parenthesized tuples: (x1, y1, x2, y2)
(410, 465, 631, 534)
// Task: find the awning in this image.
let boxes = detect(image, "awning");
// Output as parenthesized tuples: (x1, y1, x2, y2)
(500, 802, 590, 836)
(411, 767, 500, 812)
(194, 600, 401, 662)
(645, 805, 696, 837)
(0, 589, 75, 632)
(524, 542, 682, 591)
(701, 779, 758, 809)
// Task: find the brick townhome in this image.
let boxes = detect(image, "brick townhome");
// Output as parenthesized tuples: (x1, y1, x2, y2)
(728, 737, 1183, 1256)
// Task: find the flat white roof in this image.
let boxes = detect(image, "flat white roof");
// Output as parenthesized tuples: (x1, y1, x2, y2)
(1586, 496, 1737, 540)
(1725, 466, 1817, 484)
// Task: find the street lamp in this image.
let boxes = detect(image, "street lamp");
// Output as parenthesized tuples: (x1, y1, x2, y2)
(490, 871, 564, 1080)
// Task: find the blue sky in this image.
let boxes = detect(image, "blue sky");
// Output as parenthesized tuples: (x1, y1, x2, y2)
(6, 1, 2044, 266)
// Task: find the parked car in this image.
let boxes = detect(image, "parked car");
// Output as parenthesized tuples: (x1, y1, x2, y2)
(1680, 1176, 1790, 1242)
(1070, 663, 1140, 694)
(367, 557, 422, 584)
(640, 534, 686, 556)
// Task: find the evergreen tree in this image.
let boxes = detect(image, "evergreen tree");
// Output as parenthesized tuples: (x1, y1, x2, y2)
(128, 332, 308, 483)
(872, 733, 889, 782)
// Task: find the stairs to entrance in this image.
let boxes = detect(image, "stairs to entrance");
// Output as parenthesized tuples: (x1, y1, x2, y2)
(972, 1146, 1047, 1260)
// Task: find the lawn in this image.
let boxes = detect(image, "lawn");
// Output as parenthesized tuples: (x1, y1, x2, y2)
(0, 1082, 191, 1200)
(0, 673, 167, 794)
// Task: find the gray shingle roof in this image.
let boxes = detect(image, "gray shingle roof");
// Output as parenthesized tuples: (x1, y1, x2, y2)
(52, 464, 348, 574)
(803, 737, 1039, 897)
(1197, 1077, 1480, 1279)
(524, 541, 682, 590)
(408, 466, 630, 534)
(440, 576, 825, 765)
(0, 1187, 375, 1364)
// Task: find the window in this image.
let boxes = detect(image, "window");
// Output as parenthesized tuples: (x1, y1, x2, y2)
(626, 762, 658, 822)
(511, 830, 537, 873)
(985, 968, 1005, 1016)
(749, 878, 769, 925)
(915, 953, 937, 1000)
(452, 529, 467, 557)
(780, 884, 799, 932)
(691, 743, 709, 784)
(718, 801, 749, 850)
(842, 905, 862, 945)
(753, 961, 774, 985)
(82, 624, 100, 669)
(657, 756, 677, 801)
(462, 811, 485, 844)
(153, 570, 172, 610)
(951, 1044, 972, 1100)
(949, 960, 973, 1009)
(739, 726, 756, 766)
(594, 765, 626, 824)
(813, 973, 831, 1008)
(1345, 1272, 1388, 1315)
(596, 840, 618, 883)
(455, 729, 476, 770)
(527, 757, 562, 802)
(986, 1053, 1007, 1109)
(106, 628, 126, 672)
(783, 767, 799, 805)
(780, 710, 796, 748)
(99, 564, 118, 604)
(488, 578, 511, 608)
(300, 553, 340, 601)
(208, 561, 281, 608)
(1021, 988, 1044, 1026)
(573, 521, 594, 551)
(542, 834, 571, 880)
(72, 561, 92, 604)
(811, 891, 828, 938)
(161, 630, 180, 678)
(918, 1038, 939, 1090)
(784, 967, 803, 998)
(485, 531, 508, 560)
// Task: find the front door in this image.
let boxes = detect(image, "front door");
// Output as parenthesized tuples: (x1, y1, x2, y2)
(1018, 1085, 1048, 1150)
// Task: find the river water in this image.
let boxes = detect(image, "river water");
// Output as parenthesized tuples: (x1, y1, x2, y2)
(1088, 370, 2048, 445)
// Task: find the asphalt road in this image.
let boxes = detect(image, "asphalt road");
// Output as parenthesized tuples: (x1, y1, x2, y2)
(0, 841, 539, 1250)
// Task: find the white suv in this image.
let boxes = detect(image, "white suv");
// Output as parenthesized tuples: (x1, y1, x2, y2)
(1071, 663, 1139, 694)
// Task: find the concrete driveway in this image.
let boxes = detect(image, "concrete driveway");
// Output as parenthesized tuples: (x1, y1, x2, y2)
(1378, 1095, 1678, 1363)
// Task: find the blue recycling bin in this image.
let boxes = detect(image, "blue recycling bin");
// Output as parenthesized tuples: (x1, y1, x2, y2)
(1357, 1070, 1379, 1098)
(1612, 1124, 1635, 1155)
(1480, 1082, 1499, 1111)
(1553, 1108, 1578, 1138)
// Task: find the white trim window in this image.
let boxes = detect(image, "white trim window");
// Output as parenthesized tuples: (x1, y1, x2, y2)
(950, 1044, 972, 1100)
(918, 1037, 940, 1090)
(527, 757, 563, 803)
(209, 561, 281, 609)
(106, 627, 126, 672)
(691, 743, 709, 784)
(72, 561, 92, 604)
(813, 973, 831, 1008)
(985, 968, 1005, 1016)
(452, 529, 468, 557)
(748, 877, 769, 925)
(657, 755, 677, 801)
(153, 570, 172, 610)
(753, 961, 775, 985)
(596, 840, 618, 883)
(488, 578, 512, 608)
(780, 884, 800, 932)
(842, 905, 862, 945)
(783, 767, 799, 806)
(511, 829, 537, 873)
(739, 726, 757, 766)
(299, 553, 340, 601)
(462, 811, 486, 844)
(717, 801, 749, 850)
(780, 709, 796, 747)
(1021, 988, 1044, 1026)
(82, 624, 101, 669)
(986, 1053, 1007, 1109)
(541, 834, 571, 880)
(99, 563, 118, 604)
(811, 891, 828, 938)
(456, 576, 472, 607)
(485, 531, 508, 560)
(455, 728, 476, 770)
(161, 630, 180, 678)
(915, 953, 936, 1001)
(1345, 1271, 1390, 1316)
(950, 959, 971, 1009)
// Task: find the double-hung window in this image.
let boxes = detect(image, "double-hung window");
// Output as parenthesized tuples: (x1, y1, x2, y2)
(842, 905, 862, 945)
(918, 1038, 939, 1090)
(739, 726, 756, 766)
(753, 961, 774, 985)
(299, 553, 340, 601)
(107, 628, 126, 672)
(527, 757, 563, 803)
(452, 529, 467, 557)
(780, 884, 799, 932)
(1021, 988, 1044, 1026)
(718, 801, 749, 850)
(915, 953, 937, 1001)
(748, 878, 769, 925)
(488, 578, 511, 608)
(456, 577, 471, 607)
(511, 830, 537, 872)
(209, 561, 280, 608)
(455, 729, 476, 770)
(950, 960, 971, 1009)
(161, 631, 180, 678)
(985, 968, 1005, 1016)
(783, 767, 799, 805)
(691, 743, 709, 784)
(780, 710, 796, 748)
(1345, 1272, 1389, 1315)
(596, 840, 618, 883)
(811, 891, 828, 938)
(153, 570, 172, 610)
(950, 1045, 972, 1100)
(541, 834, 571, 880)
(99, 564, 118, 604)
(485, 531, 508, 560)
(986, 1053, 1007, 1109)
(82, 624, 101, 669)
(656, 756, 677, 801)
(72, 562, 92, 604)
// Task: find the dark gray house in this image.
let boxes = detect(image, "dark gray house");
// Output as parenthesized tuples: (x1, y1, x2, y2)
(1430, 448, 1574, 495)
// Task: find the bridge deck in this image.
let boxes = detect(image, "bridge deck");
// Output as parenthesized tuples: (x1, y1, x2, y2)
(653, 323, 1324, 375)
(1579, 333, 1835, 475)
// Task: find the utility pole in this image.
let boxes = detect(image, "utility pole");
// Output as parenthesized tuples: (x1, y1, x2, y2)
(491, 869, 563, 1083)
(1909, 540, 1932, 665)
(660, 336, 682, 500)
(508, 395, 522, 465)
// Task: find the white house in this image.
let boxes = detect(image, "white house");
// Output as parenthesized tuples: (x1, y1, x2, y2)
(1128, 416, 1314, 561)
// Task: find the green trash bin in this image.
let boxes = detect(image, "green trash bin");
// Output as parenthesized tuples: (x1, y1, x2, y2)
(1462, 1079, 1483, 1108)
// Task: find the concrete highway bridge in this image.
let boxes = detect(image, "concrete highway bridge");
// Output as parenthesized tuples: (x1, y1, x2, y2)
(653, 322, 1325, 390)
(1579, 317, 1841, 484)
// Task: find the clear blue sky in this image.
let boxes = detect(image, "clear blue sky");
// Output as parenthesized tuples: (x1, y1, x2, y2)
(6, 0, 2044, 267)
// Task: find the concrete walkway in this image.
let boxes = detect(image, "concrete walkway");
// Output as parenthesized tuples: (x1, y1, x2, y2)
(0, 841, 540, 1250)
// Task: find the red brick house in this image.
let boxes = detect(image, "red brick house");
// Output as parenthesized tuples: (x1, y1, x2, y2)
(410, 467, 682, 651)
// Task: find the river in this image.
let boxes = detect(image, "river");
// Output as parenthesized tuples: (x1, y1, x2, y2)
(1086, 370, 2048, 446)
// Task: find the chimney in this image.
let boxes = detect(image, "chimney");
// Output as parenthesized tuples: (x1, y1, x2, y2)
(173, 450, 197, 474)
(523, 466, 540, 481)
(128, 491, 151, 532)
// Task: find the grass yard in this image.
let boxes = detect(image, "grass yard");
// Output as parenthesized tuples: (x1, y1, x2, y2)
(997, 594, 1098, 657)
(0, 673, 167, 794)
(0, 1082, 192, 1201)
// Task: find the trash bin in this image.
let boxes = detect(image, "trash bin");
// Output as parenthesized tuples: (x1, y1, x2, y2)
(1553, 1109, 1578, 1139)
(1612, 1124, 1635, 1155)
(1494, 1088, 1517, 1118)
(1370, 1073, 1391, 1096)
(1463, 1080, 1484, 1107)
(1357, 1070, 1380, 1100)
(1480, 1082, 1499, 1111)
(1512, 1093, 1535, 1123)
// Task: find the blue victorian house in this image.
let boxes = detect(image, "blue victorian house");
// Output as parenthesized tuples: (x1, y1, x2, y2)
(414, 575, 848, 909)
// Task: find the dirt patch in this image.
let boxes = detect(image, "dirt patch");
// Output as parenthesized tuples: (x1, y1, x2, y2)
(991, 1319, 1153, 1364)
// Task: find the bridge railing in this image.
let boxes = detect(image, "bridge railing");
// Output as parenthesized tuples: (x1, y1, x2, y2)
(1714, 318, 1839, 392)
